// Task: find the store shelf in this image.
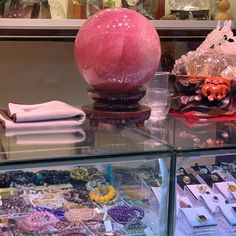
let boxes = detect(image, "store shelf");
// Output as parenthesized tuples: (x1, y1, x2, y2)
(0, 19, 235, 39)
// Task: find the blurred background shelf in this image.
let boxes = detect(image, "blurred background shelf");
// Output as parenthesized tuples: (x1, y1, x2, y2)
(0, 19, 235, 39)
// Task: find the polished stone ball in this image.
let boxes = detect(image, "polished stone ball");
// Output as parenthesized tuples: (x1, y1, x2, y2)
(74, 8, 161, 92)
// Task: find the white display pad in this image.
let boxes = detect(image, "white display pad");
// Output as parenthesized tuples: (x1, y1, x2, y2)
(185, 184, 213, 200)
(200, 193, 225, 214)
(214, 181, 236, 199)
(180, 207, 217, 228)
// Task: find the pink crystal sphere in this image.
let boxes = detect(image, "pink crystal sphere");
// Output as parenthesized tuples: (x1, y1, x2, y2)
(74, 8, 161, 92)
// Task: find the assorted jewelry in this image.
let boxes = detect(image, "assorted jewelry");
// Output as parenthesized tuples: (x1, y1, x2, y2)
(212, 196, 219, 202)
(108, 205, 144, 225)
(69, 167, 90, 181)
(19, 211, 58, 232)
(197, 185, 208, 194)
(35, 170, 71, 185)
(63, 188, 91, 205)
(211, 174, 219, 182)
(89, 185, 116, 203)
(2, 195, 31, 213)
(11, 171, 36, 186)
(30, 189, 67, 209)
(65, 208, 97, 222)
(196, 214, 208, 224)
(0, 218, 18, 234)
(228, 184, 236, 192)
(0, 173, 11, 187)
(35, 206, 65, 220)
(124, 220, 147, 234)
(183, 176, 191, 185)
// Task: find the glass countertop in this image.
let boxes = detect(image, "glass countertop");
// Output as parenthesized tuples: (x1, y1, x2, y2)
(1, 116, 236, 166)
(134, 116, 236, 155)
(0, 121, 171, 166)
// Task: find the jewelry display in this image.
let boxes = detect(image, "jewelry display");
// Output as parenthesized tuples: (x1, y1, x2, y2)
(89, 185, 116, 203)
(19, 211, 58, 232)
(35, 206, 65, 220)
(0, 173, 11, 187)
(63, 188, 90, 205)
(183, 176, 191, 184)
(31, 190, 66, 209)
(11, 171, 36, 186)
(107, 205, 144, 225)
(34, 170, 71, 185)
(211, 174, 219, 182)
(60, 227, 87, 236)
(124, 220, 147, 234)
(70, 167, 89, 181)
(212, 196, 219, 202)
(197, 185, 207, 193)
(65, 208, 97, 222)
(196, 214, 208, 224)
(2, 195, 31, 213)
(0, 218, 17, 234)
(228, 184, 236, 192)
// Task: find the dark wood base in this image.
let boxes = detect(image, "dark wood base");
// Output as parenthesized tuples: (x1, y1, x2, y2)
(82, 104, 151, 127)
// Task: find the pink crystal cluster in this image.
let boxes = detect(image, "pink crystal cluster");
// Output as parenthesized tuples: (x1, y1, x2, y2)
(74, 8, 161, 92)
(173, 21, 236, 80)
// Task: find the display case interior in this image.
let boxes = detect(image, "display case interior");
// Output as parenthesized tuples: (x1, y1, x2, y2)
(0, 158, 170, 236)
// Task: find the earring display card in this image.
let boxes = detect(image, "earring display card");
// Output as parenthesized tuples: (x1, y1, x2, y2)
(185, 184, 213, 201)
(180, 207, 217, 228)
(200, 193, 225, 214)
(214, 181, 236, 199)
(177, 174, 201, 190)
(219, 203, 236, 226)
(198, 173, 225, 187)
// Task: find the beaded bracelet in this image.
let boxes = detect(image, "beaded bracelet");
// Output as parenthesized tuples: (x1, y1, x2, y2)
(19, 211, 58, 232)
(65, 208, 97, 222)
(60, 227, 87, 236)
(35, 170, 70, 185)
(108, 205, 144, 225)
(10, 171, 36, 186)
(36, 206, 65, 220)
(124, 220, 147, 234)
(0, 173, 11, 187)
(89, 185, 116, 203)
(70, 167, 89, 181)
(63, 188, 91, 205)
(3, 195, 31, 213)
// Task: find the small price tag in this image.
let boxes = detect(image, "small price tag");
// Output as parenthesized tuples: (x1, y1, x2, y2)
(144, 227, 155, 236)
(104, 219, 113, 232)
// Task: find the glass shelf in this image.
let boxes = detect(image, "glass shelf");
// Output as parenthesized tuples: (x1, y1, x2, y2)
(2, 115, 236, 168)
(0, 121, 172, 169)
(0, 19, 235, 38)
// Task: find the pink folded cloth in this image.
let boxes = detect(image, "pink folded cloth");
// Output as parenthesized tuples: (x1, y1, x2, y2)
(7, 101, 86, 123)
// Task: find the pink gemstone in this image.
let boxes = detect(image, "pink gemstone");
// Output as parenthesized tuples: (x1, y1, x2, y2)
(74, 8, 161, 92)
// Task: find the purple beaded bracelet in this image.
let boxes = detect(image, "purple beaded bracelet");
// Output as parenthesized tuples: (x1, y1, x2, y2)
(107, 205, 144, 225)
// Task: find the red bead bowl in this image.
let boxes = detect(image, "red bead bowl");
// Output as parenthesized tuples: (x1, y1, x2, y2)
(74, 8, 161, 92)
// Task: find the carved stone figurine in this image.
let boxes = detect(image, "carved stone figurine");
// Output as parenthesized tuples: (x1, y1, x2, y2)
(214, 0, 233, 20)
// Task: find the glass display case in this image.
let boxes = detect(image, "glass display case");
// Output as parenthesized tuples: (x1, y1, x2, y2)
(1, 14, 236, 236)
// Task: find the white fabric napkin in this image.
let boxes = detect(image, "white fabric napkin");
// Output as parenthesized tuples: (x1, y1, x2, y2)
(0, 100, 86, 131)
(0, 110, 85, 131)
(7, 101, 86, 123)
